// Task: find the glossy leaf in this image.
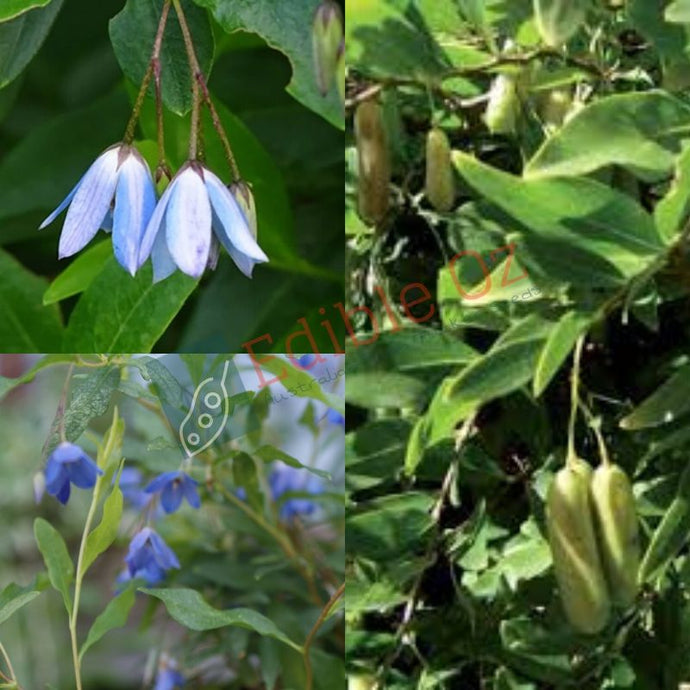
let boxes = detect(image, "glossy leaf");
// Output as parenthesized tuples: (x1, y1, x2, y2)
(532, 312, 591, 397)
(654, 144, 690, 243)
(63, 259, 198, 353)
(109, 0, 214, 116)
(0, 248, 63, 352)
(0, 0, 51, 22)
(43, 241, 112, 305)
(524, 91, 690, 181)
(0, 0, 63, 88)
(194, 0, 343, 128)
(142, 587, 303, 651)
(454, 151, 663, 287)
(620, 364, 690, 430)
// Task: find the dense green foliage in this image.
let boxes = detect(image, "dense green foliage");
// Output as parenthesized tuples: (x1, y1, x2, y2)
(346, 1, 690, 687)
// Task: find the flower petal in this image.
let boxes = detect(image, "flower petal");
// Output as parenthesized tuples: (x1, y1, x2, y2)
(151, 221, 178, 283)
(149, 530, 180, 570)
(161, 481, 184, 513)
(205, 170, 268, 264)
(182, 476, 201, 509)
(39, 177, 82, 230)
(55, 481, 71, 505)
(66, 454, 102, 489)
(138, 175, 179, 267)
(166, 168, 212, 278)
(112, 151, 157, 275)
(210, 209, 259, 277)
(45, 459, 68, 495)
(58, 147, 120, 258)
(144, 471, 180, 494)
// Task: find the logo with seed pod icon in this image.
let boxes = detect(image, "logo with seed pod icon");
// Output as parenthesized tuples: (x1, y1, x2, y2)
(179, 361, 231, 459)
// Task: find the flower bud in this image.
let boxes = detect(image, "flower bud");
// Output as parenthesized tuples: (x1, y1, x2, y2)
(590, 463, 640, 607)
(230, 180, 257, 239)
(33, 471, 46, 504)
(425, 127, 455, 212)
(312, 0, 344, 96)
(546, 457, 611, 634)
(354, 100, 390, 226)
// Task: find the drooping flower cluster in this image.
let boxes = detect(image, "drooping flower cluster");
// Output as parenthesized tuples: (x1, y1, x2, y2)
(144, 471, 200, 514)
(40, 146, 268, 282)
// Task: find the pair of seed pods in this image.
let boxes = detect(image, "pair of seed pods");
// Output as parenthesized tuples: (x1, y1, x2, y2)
(547, 457, 640, 634)
(353, 101, 456, 226)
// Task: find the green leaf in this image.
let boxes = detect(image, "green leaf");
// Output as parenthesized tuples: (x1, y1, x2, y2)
(0, 0, 63, 89)
(447, 315, 554, 406)
(666, 0, 690, 23)
(639, 462, 690, 582)
(345, 0, 452, 82)
(257, 356, 344, 414)
(454, 151, 664, 287)
(620, 363, 690, 430)
(43, 241, 112, 306)
(34, 518, 74, 615)
(532, 312, 592, 397)
(0, 575, 47, 627)
(0, 248, 63, 352)
(524, 91, 690, 181)
(533, 0, 587, 47)
(254, 444, 331, 480)
(44, 366, 121, 456)
(655, 145, 690, 242)
(0, 0, 52, 22)
(109, 0, 214, 116)
(142, 587, 303, 651)
(0, 354, 72, 400)
(64, 259, 197, 352)
(79, 586, 135, 662)
(81, 473, 123, 577)
(194, 0, 343, 129)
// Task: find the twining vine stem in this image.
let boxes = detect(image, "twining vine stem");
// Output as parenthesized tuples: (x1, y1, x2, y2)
(375, 416, 476, 687)
(172, 0, 240, 180)
(303, 582, 345, 690)
(123, 0, 172, 145)
(566, 336, 585, 467)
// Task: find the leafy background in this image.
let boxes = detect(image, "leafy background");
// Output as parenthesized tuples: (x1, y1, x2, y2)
(346, 0, 690, 688)
(0, 0, 344, 354)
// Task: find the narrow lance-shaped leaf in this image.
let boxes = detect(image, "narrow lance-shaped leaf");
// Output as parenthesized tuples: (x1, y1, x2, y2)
(639, 462, 690, 583)
(0, 574, 48, 627)
(34, 517, 74, 615)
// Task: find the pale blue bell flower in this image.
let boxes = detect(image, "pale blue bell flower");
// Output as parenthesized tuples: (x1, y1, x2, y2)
(39, 143, 157, 276)
(138, 162, 268, 282)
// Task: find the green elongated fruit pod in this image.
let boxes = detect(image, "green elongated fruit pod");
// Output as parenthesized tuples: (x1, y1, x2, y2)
(354, 100, 391, 226)
(348, 675, 376, 690)
(590, 464, 640, 607)
(546, 457, 611, 634)
(425, 127, 455, 212)
(484, 74, 520, 135)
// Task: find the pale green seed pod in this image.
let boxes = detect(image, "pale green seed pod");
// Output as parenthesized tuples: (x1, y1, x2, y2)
(484, 74, 520, 135)
(425, 127, 455, 212)
(546, 457, 611, 634)
(590, 464, 640, 607)
(354, 100, 390, 226)
(312, 0, 343, 95)
(348, 675, 376, 690)
(539, 88, 572, 132)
